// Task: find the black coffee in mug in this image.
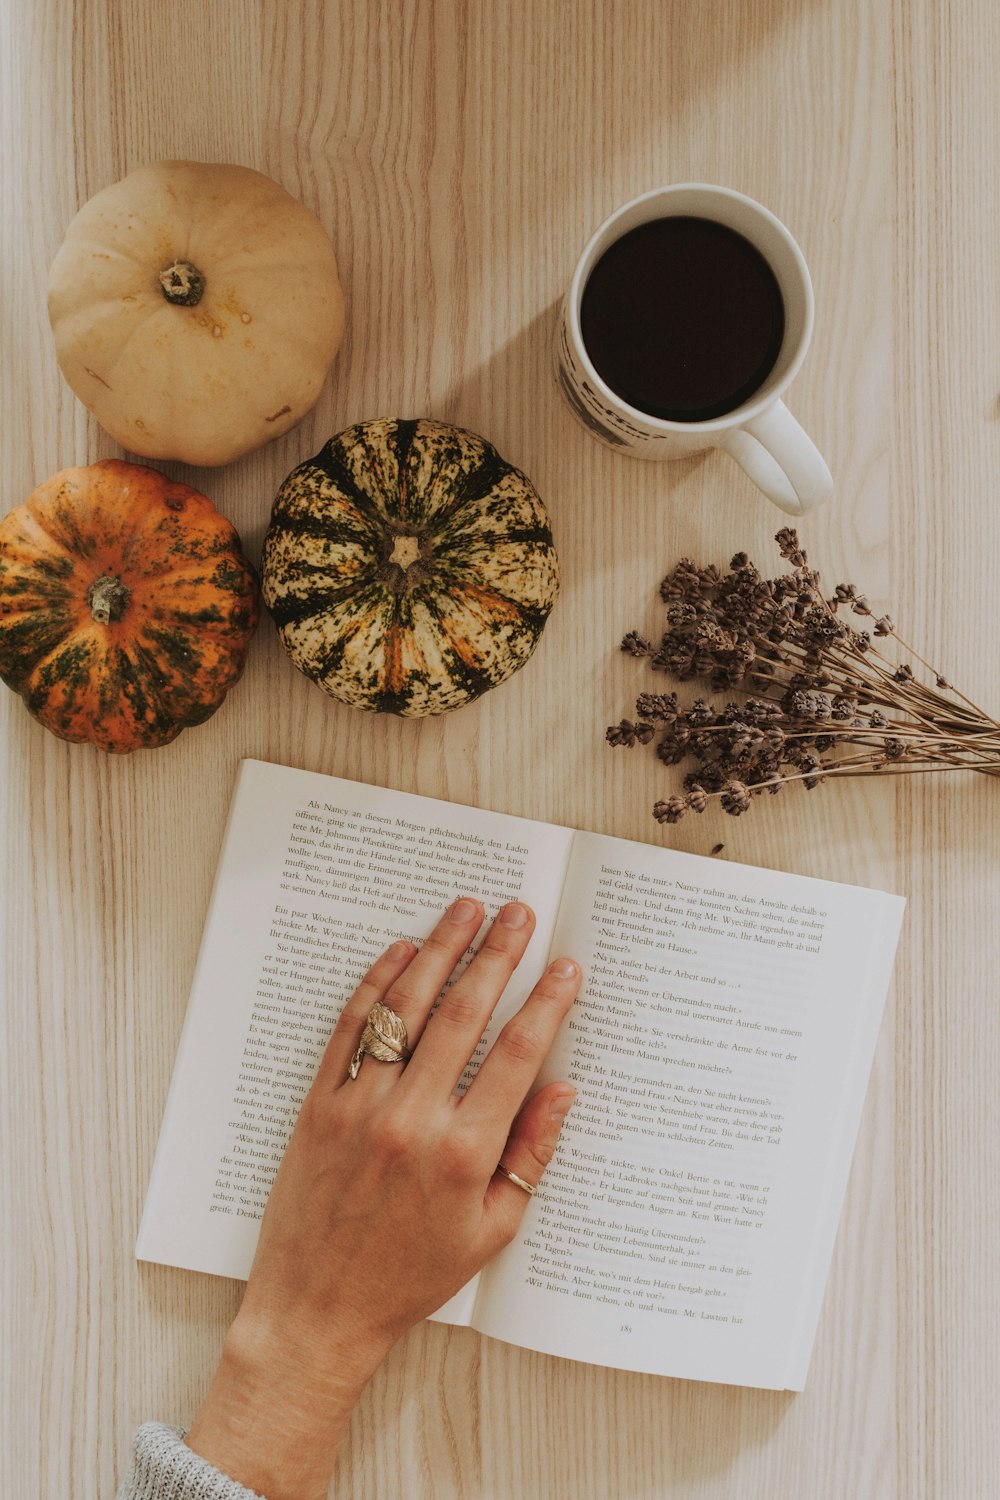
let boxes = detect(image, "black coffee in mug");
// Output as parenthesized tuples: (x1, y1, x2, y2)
(580, 216, 785, 423)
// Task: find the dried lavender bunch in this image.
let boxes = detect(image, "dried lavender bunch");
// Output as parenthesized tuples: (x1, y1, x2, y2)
(609, 529, 1000, 822)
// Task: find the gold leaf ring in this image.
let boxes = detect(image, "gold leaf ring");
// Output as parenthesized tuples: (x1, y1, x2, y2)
(348, 1001, 412, 1080)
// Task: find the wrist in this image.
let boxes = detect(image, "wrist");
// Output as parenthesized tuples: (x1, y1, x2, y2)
(186, 1313, 383, 1500)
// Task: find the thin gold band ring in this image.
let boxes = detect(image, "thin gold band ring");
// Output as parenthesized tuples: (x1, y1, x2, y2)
(495, 1162, 537, 1196)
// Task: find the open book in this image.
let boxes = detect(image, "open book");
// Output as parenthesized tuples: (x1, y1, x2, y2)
(137, 758, 904, 1390)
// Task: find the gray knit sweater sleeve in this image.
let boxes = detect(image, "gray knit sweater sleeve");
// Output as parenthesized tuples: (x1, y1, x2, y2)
(115, 1423, 268, 1500)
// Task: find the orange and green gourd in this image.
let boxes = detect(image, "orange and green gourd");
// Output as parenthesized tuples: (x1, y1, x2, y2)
(0, 460, 260, 751)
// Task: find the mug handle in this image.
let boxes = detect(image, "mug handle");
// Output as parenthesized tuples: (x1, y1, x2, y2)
(720, 400, 833, 515)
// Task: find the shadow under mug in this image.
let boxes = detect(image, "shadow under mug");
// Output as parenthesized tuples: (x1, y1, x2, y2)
(556, 184, 833, 516)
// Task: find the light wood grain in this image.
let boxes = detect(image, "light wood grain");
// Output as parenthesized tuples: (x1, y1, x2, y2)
(2, 1, 998, 1496)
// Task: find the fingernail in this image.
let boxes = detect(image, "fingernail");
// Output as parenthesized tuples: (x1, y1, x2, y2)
(548, 957, 578, 978)
(386, 940, 412, 960)
(550, 1091, 576, 1122)
(448, 897, 480, 923)
(498, 902, 528, 928)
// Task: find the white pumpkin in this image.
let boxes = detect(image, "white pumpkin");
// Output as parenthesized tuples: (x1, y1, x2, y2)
(47, 160, 346, 466)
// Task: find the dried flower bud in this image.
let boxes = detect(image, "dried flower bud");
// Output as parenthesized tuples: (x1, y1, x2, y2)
(635, 691, 679, 723)
(653, 795, 688, 825)
(621, 631, 653, 658)
(659, 560, 704, 602)
(874, 616, 895, 637)
(666, 601, 699, 627)
(606, 719, 653, 748)
(869, 709, 888, 728)
(787, 689, 834, 721)
(851, 595, 872, 616)
(883, 738, 906, 760)
(789, 753, 822, 789)
(686, 785, 709, 814)
(720, 779, 751, 816)
(656, 732, 689, 765)
(658, 646, 699, 678)
(775, 528, 808, 566)
(660, 574, 688, 600)
(893, 664, 914, 684)
(743, 697, 782, 722)
(834, 583, 856, 602)
(730, 551, 750, 569)
(735, 725, 767, 759)
(935, 675, 951, 690)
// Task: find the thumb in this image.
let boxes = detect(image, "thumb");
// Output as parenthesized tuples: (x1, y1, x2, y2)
(484, 1083, 575, 1243)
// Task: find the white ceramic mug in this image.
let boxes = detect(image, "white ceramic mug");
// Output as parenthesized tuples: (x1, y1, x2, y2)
(556, 184, 833, 515)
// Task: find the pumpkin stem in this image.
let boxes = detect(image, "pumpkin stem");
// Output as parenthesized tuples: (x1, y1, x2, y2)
(382, 529, 434, 593)
(159, 260, 206, 307)
(389, 535, 421, 570)
(88, 575, 131, 625)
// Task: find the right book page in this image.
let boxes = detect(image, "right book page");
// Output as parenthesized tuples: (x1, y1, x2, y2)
(470, 831, 905, 1389)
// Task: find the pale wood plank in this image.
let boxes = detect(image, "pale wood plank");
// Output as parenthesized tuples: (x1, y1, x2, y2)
(892, 5, 1000, 1499)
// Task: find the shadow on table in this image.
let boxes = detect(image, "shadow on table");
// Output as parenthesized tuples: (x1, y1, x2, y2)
(434, 297, 711, 573)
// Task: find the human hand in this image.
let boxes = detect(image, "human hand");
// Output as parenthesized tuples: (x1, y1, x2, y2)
(186, 897, 580, 1500)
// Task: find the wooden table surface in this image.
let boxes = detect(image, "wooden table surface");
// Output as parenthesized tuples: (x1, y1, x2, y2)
(3, 2, 998, 1496)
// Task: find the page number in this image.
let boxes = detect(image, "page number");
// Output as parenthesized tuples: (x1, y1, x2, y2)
(620, 1323, 633, 1334)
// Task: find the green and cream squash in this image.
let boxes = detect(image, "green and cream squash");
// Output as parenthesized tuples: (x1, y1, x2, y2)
(261, 418, 560, 716)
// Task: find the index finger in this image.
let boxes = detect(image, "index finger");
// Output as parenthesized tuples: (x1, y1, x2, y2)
(458, 956, 581, 1142)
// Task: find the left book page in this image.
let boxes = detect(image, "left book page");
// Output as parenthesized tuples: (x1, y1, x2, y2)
(136, 759, 574, 1305)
